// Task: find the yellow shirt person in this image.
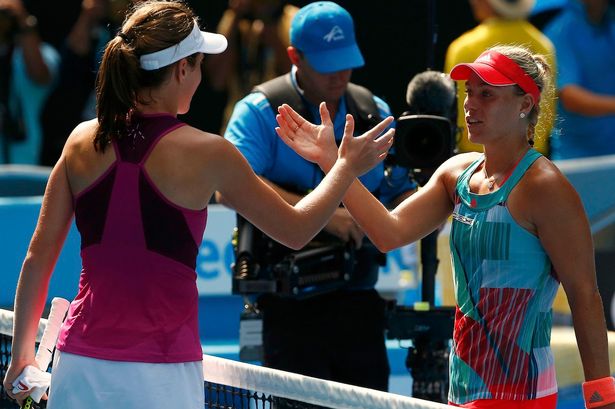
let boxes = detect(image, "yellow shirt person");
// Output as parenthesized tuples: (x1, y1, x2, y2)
(445, 16, 556, 155)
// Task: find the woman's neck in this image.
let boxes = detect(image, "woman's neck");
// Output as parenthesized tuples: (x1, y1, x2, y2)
(482, 144, 530, 177)
(134, 102, 177, 116)
(135, 87, 178, 116)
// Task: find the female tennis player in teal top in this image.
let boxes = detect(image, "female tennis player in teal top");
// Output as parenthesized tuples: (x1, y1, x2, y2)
(2, 1, 395, 408)
(276, 45, 615, 409)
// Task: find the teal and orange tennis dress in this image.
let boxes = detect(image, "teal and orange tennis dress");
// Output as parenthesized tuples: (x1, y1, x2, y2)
(448, 149, 559, 407)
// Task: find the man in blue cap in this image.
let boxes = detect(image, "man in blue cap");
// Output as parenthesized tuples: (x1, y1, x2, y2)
(220, 1, 414, 391)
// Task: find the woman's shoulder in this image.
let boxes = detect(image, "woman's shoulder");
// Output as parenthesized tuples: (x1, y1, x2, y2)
(64, 119, 99, 155)
(440, 151, 482, 175)
(63, 119, 115, 195)
(170, 126, 234, 152)
(69, 118, 98, 140)
(524, 156, 566, 185)
(508, 155, 587, 233)
(160, 125, 243, 166)
(430, 152, 482, 194)
(517, 155, 579, 202)
(148, 126, 250, 199)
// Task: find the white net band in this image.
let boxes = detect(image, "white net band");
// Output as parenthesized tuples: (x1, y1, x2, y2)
(0, 308, 47, 342)
(2, 307, 454, 409)
(202, 354, 455, 409)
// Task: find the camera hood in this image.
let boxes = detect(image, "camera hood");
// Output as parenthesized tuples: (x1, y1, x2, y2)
(393, 114, 455, 170)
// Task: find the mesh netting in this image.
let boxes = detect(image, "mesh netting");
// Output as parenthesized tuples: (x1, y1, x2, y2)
(1, 308, 453, 409)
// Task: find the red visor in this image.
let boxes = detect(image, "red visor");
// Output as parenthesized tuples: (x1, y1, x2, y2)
(450, 50, 540, 104)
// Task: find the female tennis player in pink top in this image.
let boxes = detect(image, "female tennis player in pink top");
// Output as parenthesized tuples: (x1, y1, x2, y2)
(2, 1, 394, 408)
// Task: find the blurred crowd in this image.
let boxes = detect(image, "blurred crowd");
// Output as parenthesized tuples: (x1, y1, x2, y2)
(0, 0, 613, 166)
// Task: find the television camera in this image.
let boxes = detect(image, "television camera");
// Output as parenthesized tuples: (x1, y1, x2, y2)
(386, 71, 458, 187)
(390, 114, 455, 186)
(232, 214, 357, 300)
(232, 213, 365, 362)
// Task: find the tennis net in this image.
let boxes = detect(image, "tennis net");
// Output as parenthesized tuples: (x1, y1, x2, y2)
(1, 308, 454, 409)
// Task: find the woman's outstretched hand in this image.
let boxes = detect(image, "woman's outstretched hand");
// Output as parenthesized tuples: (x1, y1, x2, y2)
(275, 102, 395, 176)
(275, 102, 338, 168)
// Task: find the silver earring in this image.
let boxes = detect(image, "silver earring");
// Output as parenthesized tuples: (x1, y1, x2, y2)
(520, 112, 526, 119)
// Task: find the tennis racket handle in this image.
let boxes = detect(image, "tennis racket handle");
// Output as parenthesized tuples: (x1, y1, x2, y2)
(18, 298, 69, 409)
(28, 382, 47, 404)
(34, 297, 70, 370)
(21, 395, 44, 409)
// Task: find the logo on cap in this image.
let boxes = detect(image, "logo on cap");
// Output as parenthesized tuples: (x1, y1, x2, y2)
(323, 25, 345, 43)
(481, 53, 493, 63)
(289, 1, 364, 73)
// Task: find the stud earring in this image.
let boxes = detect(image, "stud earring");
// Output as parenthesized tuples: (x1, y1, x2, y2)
(520, 112, 526, 119)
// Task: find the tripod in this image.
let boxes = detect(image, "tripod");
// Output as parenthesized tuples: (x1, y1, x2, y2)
(386, 229, 454, 404)
(410, 229, 452, 403)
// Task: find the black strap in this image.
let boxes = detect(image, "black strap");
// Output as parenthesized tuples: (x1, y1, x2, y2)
(252, 73, 382, 134)
(237, 74, 387, 295)
(345, 82, 382, 134)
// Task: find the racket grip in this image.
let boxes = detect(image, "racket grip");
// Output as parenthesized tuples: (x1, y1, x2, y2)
(20, 396, 43, 409)
(18, 297, 70, 409)
(35, 298, 70, 370)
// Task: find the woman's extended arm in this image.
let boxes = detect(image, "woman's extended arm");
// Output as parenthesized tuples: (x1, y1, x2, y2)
(276, 102, 455, 252)
(215, 106, 394, 250)
(3, 154, 75, 404)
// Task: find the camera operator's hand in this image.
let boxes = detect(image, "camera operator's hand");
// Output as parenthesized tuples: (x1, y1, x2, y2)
(0, 0, 28, 27)
(276, 102, 394, 176)
(80, 0, 106, 23)
(66, 0, 107, 56)
(228, 0, 252, 18)
(324, 208, 364, 248)
(0, 0, 53, 84)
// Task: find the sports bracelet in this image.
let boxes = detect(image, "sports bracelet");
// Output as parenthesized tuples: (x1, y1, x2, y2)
(583, 376, 615, 408)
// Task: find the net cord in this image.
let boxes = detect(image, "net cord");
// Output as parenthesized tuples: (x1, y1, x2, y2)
(202, 354, 455, 409)
(0, 309, 46, 342)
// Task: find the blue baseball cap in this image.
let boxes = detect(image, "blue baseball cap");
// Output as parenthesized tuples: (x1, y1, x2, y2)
(290, 1, 364, 74)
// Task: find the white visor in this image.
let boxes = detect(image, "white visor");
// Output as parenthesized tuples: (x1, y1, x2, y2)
(139, 21, 227, 71)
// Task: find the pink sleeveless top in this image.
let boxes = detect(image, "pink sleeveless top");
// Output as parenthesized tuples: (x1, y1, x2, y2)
(57, 113, 207, 363)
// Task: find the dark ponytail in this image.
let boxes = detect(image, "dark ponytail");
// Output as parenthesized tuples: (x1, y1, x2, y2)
(94, 35, 139, 151)
(93, 1, 198, 151)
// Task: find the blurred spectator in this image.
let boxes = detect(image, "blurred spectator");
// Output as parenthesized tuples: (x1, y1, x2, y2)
(528, 0, 569, 29)
(444, 0, 556, 156)
(543, 0, 615, 159)
(39, 0, 130, 166)
(0, 0, 59, 164)
(206, 0, 298, 132)
(177, 1, 226, 134)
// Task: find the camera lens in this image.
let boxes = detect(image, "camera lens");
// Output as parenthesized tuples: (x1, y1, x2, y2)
(410, 122, 446, 158)
(393, 115, 454, 170)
